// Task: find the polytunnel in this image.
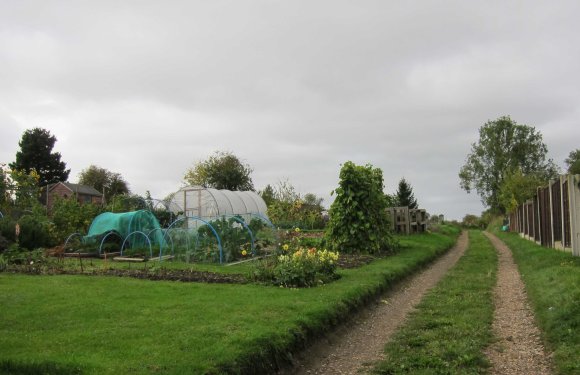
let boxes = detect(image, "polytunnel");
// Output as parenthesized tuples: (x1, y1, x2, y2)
(169, 186, 268, 221)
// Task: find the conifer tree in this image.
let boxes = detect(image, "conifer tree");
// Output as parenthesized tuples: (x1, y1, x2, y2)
(10, 128, 70, 186)
(396, 178, 418, 209)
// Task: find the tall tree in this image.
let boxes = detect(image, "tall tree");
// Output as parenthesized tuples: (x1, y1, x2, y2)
(78, 165, 130, 201)
(395, 178, 418, 209)
(459, 116, 558, 213)
(183, 151, 254, 191)
(10, 128, 70, 186)
(565, 149, 580, 175)
(498, 167, 545, 213)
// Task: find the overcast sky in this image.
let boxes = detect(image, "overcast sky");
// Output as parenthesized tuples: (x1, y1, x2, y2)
(1, 1, 579, 220)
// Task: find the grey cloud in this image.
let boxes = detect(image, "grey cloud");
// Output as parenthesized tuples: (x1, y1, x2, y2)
(1, 0, 580, 220)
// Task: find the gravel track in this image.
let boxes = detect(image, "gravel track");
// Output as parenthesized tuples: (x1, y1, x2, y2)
(483, 232, 553, 375)
(279, 231, 469, 375)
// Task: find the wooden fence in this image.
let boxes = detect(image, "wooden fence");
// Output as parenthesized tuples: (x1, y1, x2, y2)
(509, 174, 580, 256)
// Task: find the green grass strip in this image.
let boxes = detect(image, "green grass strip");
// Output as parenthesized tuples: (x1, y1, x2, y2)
(491, 228, 580, 375)
(373, 230, 497, 374)
(0, 227, 459, 375)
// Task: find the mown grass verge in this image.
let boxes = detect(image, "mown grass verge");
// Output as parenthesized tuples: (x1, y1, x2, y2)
(0, 226, 459, 375)
(491, 227, 580, 375)
(373, 230, 497, 374)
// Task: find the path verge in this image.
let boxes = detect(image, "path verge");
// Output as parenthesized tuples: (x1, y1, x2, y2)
(484, 231, 553, 375)
(374, 230, 497, 374)
(282, 230, 469, 374)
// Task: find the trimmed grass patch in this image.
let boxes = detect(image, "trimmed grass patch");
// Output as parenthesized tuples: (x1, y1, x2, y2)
(373, 230, 497, 374)
(0, 227, 459, 374)
(492, 228, 580, 375)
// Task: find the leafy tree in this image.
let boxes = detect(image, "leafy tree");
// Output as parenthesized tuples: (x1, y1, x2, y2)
(461, 214, 480, 228)
(395, 178, 418, 209)
(78, 165, 130, 201)
(51, 196, 101, 243)
(565, 149, 580, 175)
(9, 169, 42, 211)
(259, 184, 276, 207)
(326, 161, 394, 254)
(183, 151, 254, 191)
(498, 168, 545, 213)
(106, 194, 147, 213)
(10, 128, 70, 186)
(459, 116, 559, 213)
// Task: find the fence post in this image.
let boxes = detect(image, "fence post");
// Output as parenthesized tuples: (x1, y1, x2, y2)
(568, 174, 580, 257)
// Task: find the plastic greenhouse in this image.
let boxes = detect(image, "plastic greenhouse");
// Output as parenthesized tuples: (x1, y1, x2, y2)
(63, 188, 276, 264)
(169, 186, 269, 221)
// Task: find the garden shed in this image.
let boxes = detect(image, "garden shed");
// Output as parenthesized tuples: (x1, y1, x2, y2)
(169, 186, 268, 220)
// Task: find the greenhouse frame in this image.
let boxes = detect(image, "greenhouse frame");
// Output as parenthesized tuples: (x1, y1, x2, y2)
(169, 186, 269, 221)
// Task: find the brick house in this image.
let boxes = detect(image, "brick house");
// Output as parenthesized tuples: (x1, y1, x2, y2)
(43, 182, 104, 211)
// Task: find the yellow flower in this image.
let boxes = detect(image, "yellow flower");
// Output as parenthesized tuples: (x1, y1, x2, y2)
(294, 227, 301, 233)
(241, 250, 247, 256)
(282, 244, 289, 251)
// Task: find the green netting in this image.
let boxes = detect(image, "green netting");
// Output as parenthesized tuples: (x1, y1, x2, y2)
(84, 210, 165, 249)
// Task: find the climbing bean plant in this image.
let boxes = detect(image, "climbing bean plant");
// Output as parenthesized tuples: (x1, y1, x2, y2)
(326, 161, 395, 254)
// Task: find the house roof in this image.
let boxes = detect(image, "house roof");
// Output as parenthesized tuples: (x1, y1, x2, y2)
(49, 182, 103, 197)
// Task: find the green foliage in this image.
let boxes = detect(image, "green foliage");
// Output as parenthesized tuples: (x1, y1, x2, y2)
(259, 184, 276, 207)
(9, 127, 70, 186)
(374, 231, 497, 374)
(50, 197, 101, 243)
(266, 180, 326, 229)
(384, 192, 398, 208)
(396, 178, 418, 209)
(252, 228, 339, 287)
(17, 215, 54, 250)
(498, 167, 545, 213)
(326, 161, 395, 254)
(196, 217, 252, 263)
(105, 194, 147, 213)
(6, 169, 43, 211)
(459, 116, 559, 212)
(0, 217, 18, 252)
(565, 149, 580, 175)
(78, 165, 130, 200)
(0, 165, 9, 211)
(183, 151, 254, 191)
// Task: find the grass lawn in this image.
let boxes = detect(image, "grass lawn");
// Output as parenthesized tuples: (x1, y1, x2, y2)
(491, 227, 580, 375)
(0, 227, 459, 375)
(373, 230, 497, 374)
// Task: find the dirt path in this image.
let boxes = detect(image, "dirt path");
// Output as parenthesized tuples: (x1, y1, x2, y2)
(279, 231, 469, 375)
(483, 232, 553, 375)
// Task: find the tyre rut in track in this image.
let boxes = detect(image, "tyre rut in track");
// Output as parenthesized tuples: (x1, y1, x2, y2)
(279, 231, 469, 375)
(483, 232, 553, 375)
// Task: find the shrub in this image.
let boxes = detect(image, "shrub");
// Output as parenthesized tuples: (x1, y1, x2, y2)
(326, 161, 395, 254)
(51, 197, 101, 243)
(252, 227, 339, 287)
(17, 215, 53, 250)
(0, 217, 16, 244)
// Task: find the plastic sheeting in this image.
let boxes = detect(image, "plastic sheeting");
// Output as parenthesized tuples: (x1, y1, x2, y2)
(169, 186, 268, 220)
